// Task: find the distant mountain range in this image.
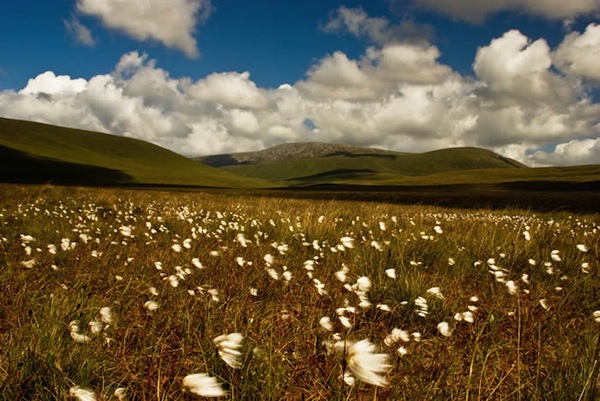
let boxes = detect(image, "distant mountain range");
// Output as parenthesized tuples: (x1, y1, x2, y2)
(0, 117, 598, 193)
(196, 142, 529, 184)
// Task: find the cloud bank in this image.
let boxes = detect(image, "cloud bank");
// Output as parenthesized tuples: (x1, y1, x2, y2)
(1, 7, 599, 166)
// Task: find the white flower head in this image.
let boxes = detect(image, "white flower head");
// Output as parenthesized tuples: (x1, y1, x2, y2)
(343, 339, 391, 387)
(319, 316, 333, 331)
(69, 386, 97, 401)
(385, 268, 396, 279)
(437, 321, 452, 337)
(183, 373, 227, 397)
(214, 332, 244, 369)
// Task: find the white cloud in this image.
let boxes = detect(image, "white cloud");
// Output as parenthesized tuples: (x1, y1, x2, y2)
(20, 71, 87, 95)
(412, 0, 600, 23)
(528, 138, 600, 165)
(554, 23, 600, 82)
(1, 22, 599, 166)
(64, 17, 96, 46)
(76, 0, 212, 58)
(187, 71, 268, 109)
(323, 6, 434, 44)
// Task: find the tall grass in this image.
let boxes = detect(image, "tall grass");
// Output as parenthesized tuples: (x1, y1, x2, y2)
(0, 184, 598, 400)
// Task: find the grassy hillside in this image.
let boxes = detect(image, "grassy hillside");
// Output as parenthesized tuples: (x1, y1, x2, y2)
(220, 146, 526, 183)
(0, 117, 268, 188)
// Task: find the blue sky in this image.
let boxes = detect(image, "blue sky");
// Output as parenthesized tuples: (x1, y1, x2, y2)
(1, 0, 599, 165)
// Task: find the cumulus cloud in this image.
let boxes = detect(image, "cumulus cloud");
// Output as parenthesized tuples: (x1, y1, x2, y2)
(64, 16, 96, 46)
(0, 19, 599, 166)
(554, 23, 600, 82)
(528, 138, 600, 165)
(411, 0, 600, 23)
(20, 71, 87, 95)
(76, 0, 212, 58)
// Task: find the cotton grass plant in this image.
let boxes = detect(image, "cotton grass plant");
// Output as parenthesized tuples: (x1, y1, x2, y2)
(0, 184, 598, 400)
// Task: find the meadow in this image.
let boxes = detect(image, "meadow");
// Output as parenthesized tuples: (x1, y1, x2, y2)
(0, 184, 598, 400)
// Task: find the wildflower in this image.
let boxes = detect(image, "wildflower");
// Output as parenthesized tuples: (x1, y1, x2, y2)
(593, 311, 600, 323)
(356, 276, 372, 292)
(397, 346, 408, 356)
(376, 304, 391, 312)
(172, 244, 182, 253)
(551, 250, 561, 262)
(506, 280, 518, 295)
(339, 315, 353, 329)
(208, 288, 220, 302)
(340, 339, 391, 387)
(437, 321, 452, 337)
(191, 258, 203, 269)
(539, 299, 549, 310)
(340, 371, 355, 386)
(335, 265, 349, 282)
(426, 287, 445, 300)
(114, 387, 127, 401)
(313, 279, 328, 296)
(523, 231, 531, 241)
(69, 386, 97, 401)
(47, 244, 57, 254)
(182, 373, 227, 397)
(385, 268, 396, 279)
(319, 316, 333, 331)
(144, 300, 159, 313)
(20, 259, 36, 268)
(577, 244, 589, 252)
(69, 321, 92, 344)
(340, 237, 355, 249)
(434, 225, 443, 234)
(415, 296, 428, 317)
(214, 332, 244, 369)
(384, 328, 410, 346)
(119, 226, 132, 237)
(249, 287, 258, 296)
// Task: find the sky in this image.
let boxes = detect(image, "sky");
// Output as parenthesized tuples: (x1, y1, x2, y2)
(1, 0, 600, 166)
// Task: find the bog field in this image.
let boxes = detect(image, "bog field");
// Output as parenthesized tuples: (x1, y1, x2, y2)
(0, 184, 598, 400)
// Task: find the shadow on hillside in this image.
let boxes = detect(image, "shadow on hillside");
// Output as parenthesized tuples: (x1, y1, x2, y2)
(0, 145, 134, 186)
(258, 182, 600, 213)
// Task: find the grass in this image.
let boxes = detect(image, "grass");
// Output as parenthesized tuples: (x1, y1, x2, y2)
(0, 183, 598, 400)
(222, 147, 526, 183)
(0, 117, 270, 188)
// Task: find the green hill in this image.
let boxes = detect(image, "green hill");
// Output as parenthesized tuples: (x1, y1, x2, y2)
(0, 117, 267, 188)
(199, 142, 527, 183)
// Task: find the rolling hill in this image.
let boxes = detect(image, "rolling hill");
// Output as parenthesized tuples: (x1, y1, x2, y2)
(0, 117, 268, 188)
(197, 142, 528, 183)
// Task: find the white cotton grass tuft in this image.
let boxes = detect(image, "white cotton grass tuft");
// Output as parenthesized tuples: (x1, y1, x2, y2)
(437, 321, 452, 337)
(69, 321, 92, 344)
(144, 300, 159, 313)
(114, 387, 128, 401)
(214, 332, 244, 369)
(182, 373, 227, 397)
(426, 287, 445, 300)
(69, 386, 97, 401)
(337, 339, 392, 387)
(319, 316, 333, 331)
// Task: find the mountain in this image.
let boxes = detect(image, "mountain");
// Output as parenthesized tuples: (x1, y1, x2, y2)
(0, 117, 268, 188)
(196, 142, 527, 183)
